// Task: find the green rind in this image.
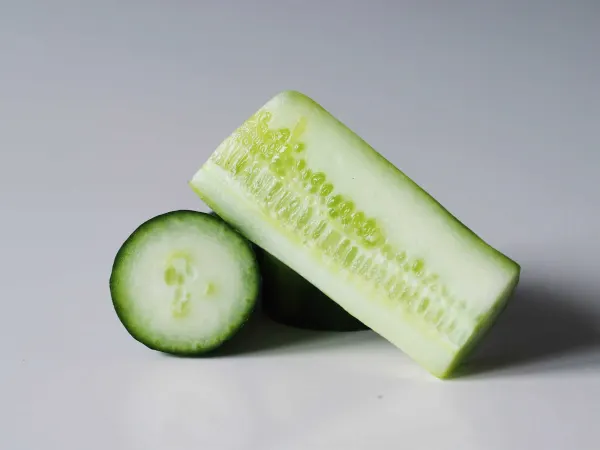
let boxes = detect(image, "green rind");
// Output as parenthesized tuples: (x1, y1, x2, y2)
(109, 210, 260, 355)
(257, 249, 367, 332)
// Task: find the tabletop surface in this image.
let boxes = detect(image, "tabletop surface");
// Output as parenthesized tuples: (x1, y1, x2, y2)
(1, 1, 599, 449)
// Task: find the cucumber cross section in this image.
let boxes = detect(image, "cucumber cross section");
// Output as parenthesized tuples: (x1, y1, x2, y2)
(109, 210, 260, 355)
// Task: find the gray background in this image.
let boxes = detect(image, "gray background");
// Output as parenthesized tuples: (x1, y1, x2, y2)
(1, 1, 599, 449)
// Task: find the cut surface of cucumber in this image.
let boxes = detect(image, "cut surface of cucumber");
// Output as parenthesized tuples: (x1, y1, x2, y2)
(109, 210, 260, 355)
(190, 91, 520, 377)
(209, 211, 365, 332)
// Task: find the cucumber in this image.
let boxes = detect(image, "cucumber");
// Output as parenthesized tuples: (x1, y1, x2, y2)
(257, 249, 367, 331)
(109, 210, 260, 355)
(190, 90, 520, 378)
(209, 211, 365, 331)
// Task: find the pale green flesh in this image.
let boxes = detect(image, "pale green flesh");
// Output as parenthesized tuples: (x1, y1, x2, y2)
(190, 91, 520, 377)
(110, 211, 259, 354)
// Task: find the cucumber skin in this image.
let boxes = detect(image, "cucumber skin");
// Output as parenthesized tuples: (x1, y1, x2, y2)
(109, 210, 261, 356)
(257, 249, 367, 332)
(209, 211, 366, 332)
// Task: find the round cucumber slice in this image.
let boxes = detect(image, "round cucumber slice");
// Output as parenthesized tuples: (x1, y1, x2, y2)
(209, 211, 365, 332)
(109, 210, 260, 355)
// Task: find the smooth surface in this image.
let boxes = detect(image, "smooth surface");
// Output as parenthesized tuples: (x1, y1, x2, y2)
(1, 1, 599, 449)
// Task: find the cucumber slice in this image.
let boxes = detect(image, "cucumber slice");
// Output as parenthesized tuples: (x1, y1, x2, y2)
(190, 91, 520, 378)
(209, 211, 365, 331)
(109, 210, 260, 355)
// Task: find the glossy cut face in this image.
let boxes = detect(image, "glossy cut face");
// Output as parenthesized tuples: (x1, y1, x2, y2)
(110, 211, 260, 355)
(210, 108, 477, 348)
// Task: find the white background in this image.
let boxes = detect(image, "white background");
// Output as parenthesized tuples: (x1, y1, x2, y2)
(1, 1, 599, 449)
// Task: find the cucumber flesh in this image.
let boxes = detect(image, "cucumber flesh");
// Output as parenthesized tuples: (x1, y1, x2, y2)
(109, 210, 260, 355)
(190, 91, 520, 378)
(209, 211, 365, 331)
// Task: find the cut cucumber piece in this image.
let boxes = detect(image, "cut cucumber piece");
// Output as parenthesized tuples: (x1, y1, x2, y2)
(190, 90, 520, 378)
(209, 211, 365, 331)
(109, 210, 260, 355)
(257, 249, 367, 332)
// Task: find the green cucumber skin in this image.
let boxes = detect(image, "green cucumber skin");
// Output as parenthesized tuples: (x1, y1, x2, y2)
(257, 249, 367, 332)
(209, 211, 365, 332)
(110, 210, 261, 356)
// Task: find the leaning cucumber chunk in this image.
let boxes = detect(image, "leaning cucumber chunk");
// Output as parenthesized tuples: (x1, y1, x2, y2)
(109, 210, 260, 355)
(190, 90, 520, 378)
